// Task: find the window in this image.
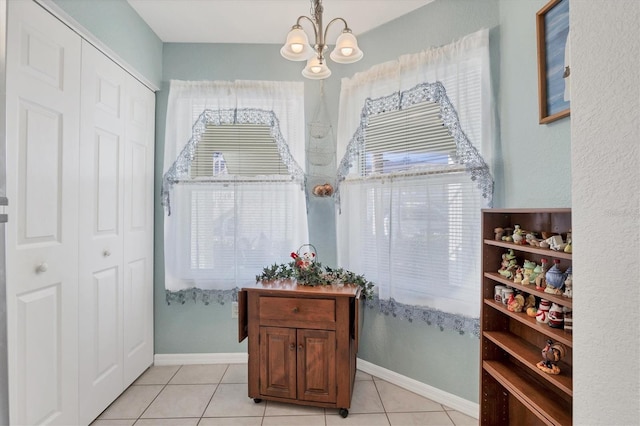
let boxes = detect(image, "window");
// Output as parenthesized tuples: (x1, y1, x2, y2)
(163, 81, 307, 294)
(336, 30, 493, 330)
(339, 92, 486, 317)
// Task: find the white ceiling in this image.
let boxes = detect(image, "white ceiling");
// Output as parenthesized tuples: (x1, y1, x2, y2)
(126, 0, 433, 44)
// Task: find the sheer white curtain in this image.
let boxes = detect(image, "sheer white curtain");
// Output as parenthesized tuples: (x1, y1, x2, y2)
(163, 80, 308, 292)
(336, 29, 493, 324)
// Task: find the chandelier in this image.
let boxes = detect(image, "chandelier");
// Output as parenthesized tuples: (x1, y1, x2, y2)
(280, 0, 364, 79)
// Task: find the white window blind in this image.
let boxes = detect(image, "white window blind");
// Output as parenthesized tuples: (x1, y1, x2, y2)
(361, 102, 455, 175)
(172, 178, 303, 290)
(190, 124, 289, 178)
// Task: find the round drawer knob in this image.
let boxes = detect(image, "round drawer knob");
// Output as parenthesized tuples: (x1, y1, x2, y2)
(292, 307, 299, 313)
(103, 249, 111, 257)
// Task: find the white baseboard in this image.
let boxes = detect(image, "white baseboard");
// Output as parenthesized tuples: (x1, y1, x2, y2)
(356, 359, 479, 419)
(154, 352, 248, 365)
(151, 353, 478, 419)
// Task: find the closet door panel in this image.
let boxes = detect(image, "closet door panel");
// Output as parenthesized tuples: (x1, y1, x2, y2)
(5, 1, 81, 424)
(78, 41, 126, 425)
(123, 75, 155, 385)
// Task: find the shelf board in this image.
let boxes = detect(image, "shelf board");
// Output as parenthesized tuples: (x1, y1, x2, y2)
(484, 239, 572, 260)
(483, 360, 572, 426)
(483, 299, 573, 348)
(482, 208, 571, 214)
(484, 272, 573, 309)
(484, 331, 572, 396)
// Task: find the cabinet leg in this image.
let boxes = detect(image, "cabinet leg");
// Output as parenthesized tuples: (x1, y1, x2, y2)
(253, 398, 262, 404)
(339, 408, 349, 418)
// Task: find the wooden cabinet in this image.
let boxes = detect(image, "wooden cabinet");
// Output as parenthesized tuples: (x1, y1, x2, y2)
(239, 282, 360, 417)
(481, 209, 572, 426)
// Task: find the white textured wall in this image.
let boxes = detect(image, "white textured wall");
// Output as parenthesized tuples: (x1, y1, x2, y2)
(572, 1, 640, 424)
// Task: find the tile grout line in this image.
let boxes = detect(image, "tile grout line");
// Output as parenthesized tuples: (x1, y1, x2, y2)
(135, 364, 183, 424)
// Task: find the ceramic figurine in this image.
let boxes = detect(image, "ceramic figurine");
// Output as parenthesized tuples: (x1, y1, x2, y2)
(544, 259, 566, 295)
(494, 227, 504, 241)
(564, 241, 572, 253)
(521, 259, 536, 285)
(536, 299, 551, 324)
(508, 292, 525, 313)
(530, 263, 543, 285)
(501, 287, 514, 305)
(563, 307, 573, 332)
(523, 293, 536, 311)
(563, 267, 573, 298)
(525, 294, 537, 317)
(546, 235, 567, 251)
(513, 267, 524, 284)
(526, 233, 541, 247)
(536, 339, 566, 375)
(498, 249, 518, 279)
(501, 227, 514, 242)
(494, 285, 507, 303)
(548, 303, 564, 328)
(512, 225, 524, 244)
(535, 258, 548, 291)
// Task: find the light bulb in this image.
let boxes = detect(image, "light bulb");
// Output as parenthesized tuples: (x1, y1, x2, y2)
(311, 65, 322, 73)
(340, 47, 353, 56)
(291, 43, 304, 53)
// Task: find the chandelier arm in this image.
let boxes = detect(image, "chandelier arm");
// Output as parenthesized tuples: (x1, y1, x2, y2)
(323, 17, 349, 42)
(296, 15, 320, 46)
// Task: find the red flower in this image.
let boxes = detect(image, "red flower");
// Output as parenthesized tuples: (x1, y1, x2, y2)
(291, 252, 298, 259)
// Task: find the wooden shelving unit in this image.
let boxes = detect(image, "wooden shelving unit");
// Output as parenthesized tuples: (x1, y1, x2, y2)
(481, 209, 572, 425)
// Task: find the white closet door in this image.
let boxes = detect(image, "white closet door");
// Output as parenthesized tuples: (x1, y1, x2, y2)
(78, 42, 127, 424)
(122, 75, 155, 386)
(5, 1, 81, 425)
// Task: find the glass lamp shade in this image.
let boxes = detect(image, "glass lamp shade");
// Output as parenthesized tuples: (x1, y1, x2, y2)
(302, 57, 332, 79)
(280, 26, 314, 61)
(329, 31, 363, 64)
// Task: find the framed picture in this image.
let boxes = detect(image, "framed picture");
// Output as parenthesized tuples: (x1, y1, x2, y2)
(536, 0, 570, 124)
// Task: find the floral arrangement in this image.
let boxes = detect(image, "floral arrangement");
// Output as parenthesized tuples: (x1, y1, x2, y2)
(255, 249, 375, 300)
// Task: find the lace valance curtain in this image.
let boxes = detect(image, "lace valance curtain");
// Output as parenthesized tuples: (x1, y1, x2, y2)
(336, 28, 494, 172)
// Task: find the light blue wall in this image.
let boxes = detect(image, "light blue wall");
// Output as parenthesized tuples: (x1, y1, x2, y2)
(51, 0, 163, 88)
(497, 0, 571, 207)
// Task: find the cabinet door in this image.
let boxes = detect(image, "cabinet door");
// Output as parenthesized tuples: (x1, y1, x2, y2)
(297, 329, 336, 403)
(78, 41, 127, 424)
(5, 1, 81, 424)
(259, 327, 297, 399)
(122, 71, 155, 387)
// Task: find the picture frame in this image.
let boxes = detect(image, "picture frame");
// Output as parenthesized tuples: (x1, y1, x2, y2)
(536, 0, 570, 124)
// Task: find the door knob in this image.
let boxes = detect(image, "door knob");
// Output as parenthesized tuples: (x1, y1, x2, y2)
(289, 343, 296, 350)
(103, 249, 111, 257)
(35, 262, 48, 274)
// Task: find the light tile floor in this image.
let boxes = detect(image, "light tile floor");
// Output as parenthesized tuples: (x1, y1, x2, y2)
(91, 364, 477, 426)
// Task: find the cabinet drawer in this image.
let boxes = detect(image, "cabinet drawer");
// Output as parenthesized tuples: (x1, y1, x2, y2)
(259, 297, 335, 325)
